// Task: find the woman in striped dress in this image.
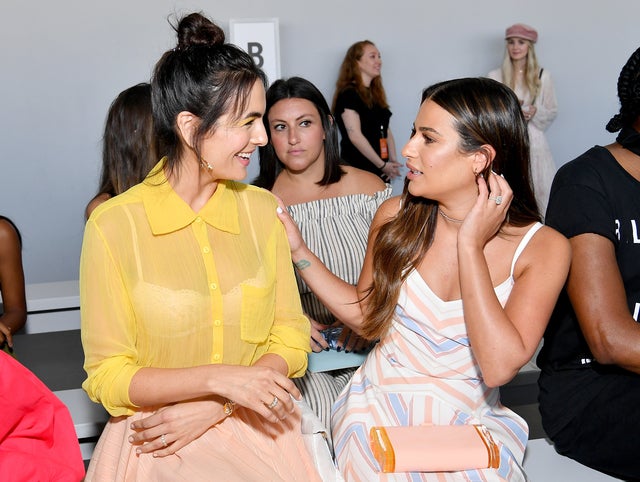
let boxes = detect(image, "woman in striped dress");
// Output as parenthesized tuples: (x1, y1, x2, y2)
(276, 77, 570, 481)
(254, 76, 392, 433)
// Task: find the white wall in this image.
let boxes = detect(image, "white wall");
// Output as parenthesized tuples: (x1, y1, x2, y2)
(1, 0, 638, 283)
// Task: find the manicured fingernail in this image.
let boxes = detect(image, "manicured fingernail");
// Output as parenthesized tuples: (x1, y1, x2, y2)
(136, 448, 141, 455)
(276, 207, 283, 214)
(324, 347, 330, 351)
(336, 347, 342, 352)
(128, 436, 134, 443)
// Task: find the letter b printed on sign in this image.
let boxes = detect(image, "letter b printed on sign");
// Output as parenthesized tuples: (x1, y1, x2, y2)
(247, 42, 264, 67)
(229, 18, 280, 85)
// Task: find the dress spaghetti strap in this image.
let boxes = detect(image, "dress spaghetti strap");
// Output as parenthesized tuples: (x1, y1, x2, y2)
(510, 222, 543, 276)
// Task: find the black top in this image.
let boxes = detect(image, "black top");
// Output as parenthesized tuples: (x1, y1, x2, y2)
(537, 145, 640, 432)
(334, 86, 391, 177)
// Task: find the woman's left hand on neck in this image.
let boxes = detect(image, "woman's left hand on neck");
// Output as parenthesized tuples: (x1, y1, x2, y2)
(457, 173, 512, 251)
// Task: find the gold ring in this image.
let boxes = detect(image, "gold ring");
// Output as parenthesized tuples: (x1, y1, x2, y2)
(268, 396, 279, 409)
(223, 400, 235, 416)
(160, 433, 168, 448)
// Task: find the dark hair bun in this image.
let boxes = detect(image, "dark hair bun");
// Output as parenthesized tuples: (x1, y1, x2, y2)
(176, 12, 225, 50)
(605, 113, 623, 133)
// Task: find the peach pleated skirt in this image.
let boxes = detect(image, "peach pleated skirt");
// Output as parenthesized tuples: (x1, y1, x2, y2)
(85, 405, 322, 481)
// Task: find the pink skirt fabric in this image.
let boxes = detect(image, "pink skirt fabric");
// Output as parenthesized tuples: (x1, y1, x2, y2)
(86, 405, 322, 481)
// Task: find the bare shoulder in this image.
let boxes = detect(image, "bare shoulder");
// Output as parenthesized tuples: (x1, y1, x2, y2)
(515, 224, 571, 275)
(85, 193, 112, 220)
(0, 219, 20, 261)
(372, 195, 401, 225)
(531, 224, 570, 252)
(0, 218, 19, 243)
(340, 166, 387, 195)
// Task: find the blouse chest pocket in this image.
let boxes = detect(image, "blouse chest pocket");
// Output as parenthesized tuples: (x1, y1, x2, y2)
(240, 283, 275, 344)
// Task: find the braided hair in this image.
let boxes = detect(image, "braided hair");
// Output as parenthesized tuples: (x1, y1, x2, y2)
(606, 46, 640, 133)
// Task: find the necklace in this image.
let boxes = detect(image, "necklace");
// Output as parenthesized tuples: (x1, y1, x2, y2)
(438, 209, 464, 223)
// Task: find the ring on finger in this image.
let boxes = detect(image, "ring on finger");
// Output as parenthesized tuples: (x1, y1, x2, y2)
(160, 433, 168, 448)
(267, 396, 279, 409)
(488, 195, 503, 205)
(223, 400, 236, 417)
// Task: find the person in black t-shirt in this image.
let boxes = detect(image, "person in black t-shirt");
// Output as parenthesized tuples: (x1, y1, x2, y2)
(537, 46, 640, 481)
(332, 40, 401, 182)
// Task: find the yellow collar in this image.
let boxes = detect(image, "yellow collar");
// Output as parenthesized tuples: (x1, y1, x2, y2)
(141, 160, 240, 235)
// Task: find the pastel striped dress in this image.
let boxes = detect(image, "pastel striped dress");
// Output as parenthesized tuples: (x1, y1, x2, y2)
(331, 223, 543, 482)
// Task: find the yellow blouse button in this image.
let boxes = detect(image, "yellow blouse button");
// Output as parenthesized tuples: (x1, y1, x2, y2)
(203, 247, 210, 254)
(214, 319, 221, 327)
(195, 216, 202, 223)
(210, 283, 217, 290)
(213, 353, 221, 361)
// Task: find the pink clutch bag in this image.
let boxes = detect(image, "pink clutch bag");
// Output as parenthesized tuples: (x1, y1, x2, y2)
(369, 424, 500, 473)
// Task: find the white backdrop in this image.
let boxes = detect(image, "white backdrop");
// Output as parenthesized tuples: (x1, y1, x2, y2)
(1, 0, 638, 283)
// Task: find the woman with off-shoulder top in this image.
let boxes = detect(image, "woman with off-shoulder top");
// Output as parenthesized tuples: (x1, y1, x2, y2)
(254, 76, 391, 434)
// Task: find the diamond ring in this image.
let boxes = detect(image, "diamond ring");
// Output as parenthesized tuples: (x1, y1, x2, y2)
(223, 400, 235, 416)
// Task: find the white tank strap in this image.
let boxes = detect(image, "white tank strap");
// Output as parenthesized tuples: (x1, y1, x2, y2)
(510, 222, 543, 276)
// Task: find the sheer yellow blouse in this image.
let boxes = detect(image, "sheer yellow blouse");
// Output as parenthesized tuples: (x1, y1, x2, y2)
(80, 163, 310, 417)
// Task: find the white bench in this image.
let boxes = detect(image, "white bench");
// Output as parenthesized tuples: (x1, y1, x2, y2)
(22, 280, 81, 333)
(523, 438, 621, 481)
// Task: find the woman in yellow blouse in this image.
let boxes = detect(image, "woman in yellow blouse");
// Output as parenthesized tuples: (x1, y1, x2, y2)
(80, 12, 321, 481)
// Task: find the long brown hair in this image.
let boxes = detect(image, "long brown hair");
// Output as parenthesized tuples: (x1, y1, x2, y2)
(97, 83, 158, 197)
(361, 78, 540, 340)
(331, 40, 388, 110)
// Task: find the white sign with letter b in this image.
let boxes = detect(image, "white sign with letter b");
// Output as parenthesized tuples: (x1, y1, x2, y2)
(229, 18, 281, 86)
